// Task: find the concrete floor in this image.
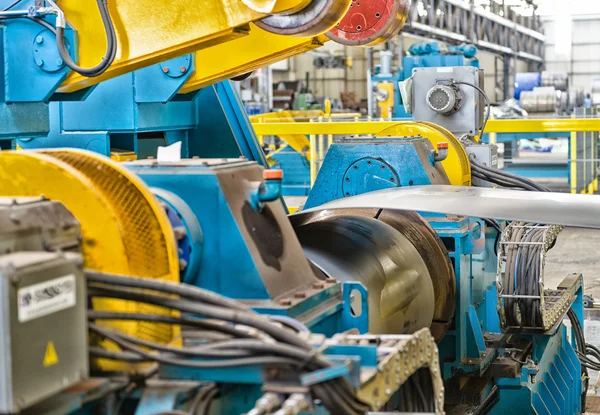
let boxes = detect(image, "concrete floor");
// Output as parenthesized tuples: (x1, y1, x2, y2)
(545, 227, 600, 296)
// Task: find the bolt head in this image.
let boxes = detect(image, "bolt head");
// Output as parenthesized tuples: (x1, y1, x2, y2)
(162, 67, 170, 74)
(35, 36, 43, 44)
(56, 58, 63, 66)
(294, 292, 307, 299)
(35, 58, 44, 67)
(312, 281, 325, 289)
(279, 299, 292, 306)
(180, 65, 186, 73)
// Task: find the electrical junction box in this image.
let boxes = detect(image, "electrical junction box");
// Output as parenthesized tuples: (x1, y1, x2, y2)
(465, 143, 499, 188)
(412, 66, 485, 136)
(0, 251, 87, 413)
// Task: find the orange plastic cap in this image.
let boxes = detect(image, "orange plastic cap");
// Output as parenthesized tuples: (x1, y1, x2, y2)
(264, 169, 283, 180)
(437, 142, 449, 150)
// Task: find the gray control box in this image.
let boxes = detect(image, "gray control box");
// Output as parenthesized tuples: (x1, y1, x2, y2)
(412, 66, 485, 136)
(465, 143, 499, 188)
(0, 251, 87, 413)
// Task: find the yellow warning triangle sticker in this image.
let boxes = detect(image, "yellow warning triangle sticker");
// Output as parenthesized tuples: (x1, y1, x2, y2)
(43, 341, 59, 367)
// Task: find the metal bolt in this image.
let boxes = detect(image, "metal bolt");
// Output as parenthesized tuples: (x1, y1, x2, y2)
(312, 281, 325, 289)
(35, 58, 44, 67)
(56, 58, 63, 66)
(180, 65, 186, 73)
(279, 299, 292, 306)
(162, 67, 170, 74)
(294, 292, 306, 299)
(35, 36, 44, 44)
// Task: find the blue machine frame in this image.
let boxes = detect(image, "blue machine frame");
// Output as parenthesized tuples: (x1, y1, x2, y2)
(304, 135, 585, 413)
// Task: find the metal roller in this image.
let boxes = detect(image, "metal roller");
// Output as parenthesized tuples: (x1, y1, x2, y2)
(376, 209, 456, 340)
(255, 0, 352, 37)
(292, 209, 449, 338)
(326, 0, 411, 46)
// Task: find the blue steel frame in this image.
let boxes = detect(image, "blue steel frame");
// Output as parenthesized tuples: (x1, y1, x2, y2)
(305, 136, 585, 413)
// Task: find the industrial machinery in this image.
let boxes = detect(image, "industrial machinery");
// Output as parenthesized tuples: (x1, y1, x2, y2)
(514, 72, 584, 114)
(0, 1, 596, 415)
(370, 42, 479, 119)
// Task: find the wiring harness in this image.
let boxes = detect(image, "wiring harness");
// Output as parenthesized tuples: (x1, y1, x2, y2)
(85, 271, 372, 415)
(1, 0, 116, 77)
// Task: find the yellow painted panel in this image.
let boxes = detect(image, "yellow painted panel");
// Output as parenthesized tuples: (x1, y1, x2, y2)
(252, 118, 600, 135)
(377, 122, 471, 186)
(0, 150, 179, 370)
(57, 0, 266, 92)
(486, 118, 600, 133)
(180, 26, 326, 94)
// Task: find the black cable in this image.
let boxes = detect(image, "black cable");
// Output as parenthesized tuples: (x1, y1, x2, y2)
(472, 160, 551, 192)
(87, 284, 309, 350)
(188, 384, 218, 415)
(90, 324, 251, 358)
(453, 80, 491, 138)
(471, 162, 545, 192)
(1, 2, 116, 77)
(89, 323, 300, 369)
(196, 387, 219, 415)
(568, 309, 589, 409)
(86, 271, 250, 312)
(88, 311, 250, 338)
(54, 0, 116, 77)
(87, 277, 369, 414)
(112, 366, 159, 415)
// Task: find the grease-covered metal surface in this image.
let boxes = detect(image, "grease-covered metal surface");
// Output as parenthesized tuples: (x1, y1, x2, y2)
(293, 212, 435, 335)
(295, 185, 600, 229)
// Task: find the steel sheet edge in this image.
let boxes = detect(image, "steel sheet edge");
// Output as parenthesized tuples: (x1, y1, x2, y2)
(293, 185, 600, 229)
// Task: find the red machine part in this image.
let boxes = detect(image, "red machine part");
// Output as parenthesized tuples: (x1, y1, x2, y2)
(326, 0, 411, 46)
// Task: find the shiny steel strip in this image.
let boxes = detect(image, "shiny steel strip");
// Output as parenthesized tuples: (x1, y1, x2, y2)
(294, 185, 600, 229)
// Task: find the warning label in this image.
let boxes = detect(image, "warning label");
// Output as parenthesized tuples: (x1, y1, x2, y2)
(43, 341, 59, 367)
(17, 274, 76, 323)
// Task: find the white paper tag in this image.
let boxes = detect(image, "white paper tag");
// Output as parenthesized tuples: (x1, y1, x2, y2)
(157, 141, 182, 162)
(436, 67, 453, 73)
(18, 275, 76, 323)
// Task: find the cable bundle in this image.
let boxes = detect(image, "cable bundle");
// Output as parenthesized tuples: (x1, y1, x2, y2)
(470, 158, 551, 192)
(86, 271, 371, 415)
(568, 309, 592, 409)
(1, 0, 116, 77)
(503, 223, 548, 328)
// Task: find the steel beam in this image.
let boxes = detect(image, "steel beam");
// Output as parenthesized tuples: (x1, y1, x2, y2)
(402, 0, 545, 63)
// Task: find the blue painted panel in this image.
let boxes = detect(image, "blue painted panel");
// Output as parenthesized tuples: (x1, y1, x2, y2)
(188, 81, 267, 166)
(134, 54, 194, 103)
(4, 16, 73, 102)
(130, 166, 270, 300)
(305, 139, 434, 209)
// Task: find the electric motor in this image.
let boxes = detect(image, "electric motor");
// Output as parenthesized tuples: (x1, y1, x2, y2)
(426, 84, 463, 115)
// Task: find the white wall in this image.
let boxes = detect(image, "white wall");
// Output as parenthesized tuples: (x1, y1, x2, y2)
(543, 14, 600, 93)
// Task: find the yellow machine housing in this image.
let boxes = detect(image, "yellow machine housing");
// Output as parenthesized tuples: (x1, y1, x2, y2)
(0, 149, 180, 369)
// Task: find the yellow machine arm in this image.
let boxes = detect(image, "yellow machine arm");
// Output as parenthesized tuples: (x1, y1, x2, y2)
(56, 0, 335, 92)
(51, 0, 410, 94)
